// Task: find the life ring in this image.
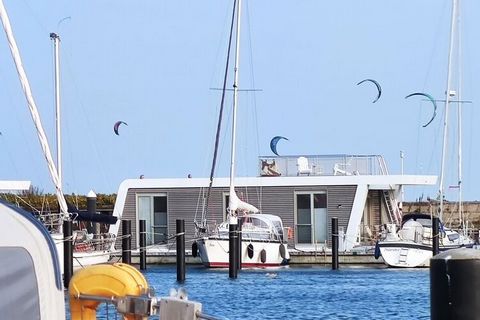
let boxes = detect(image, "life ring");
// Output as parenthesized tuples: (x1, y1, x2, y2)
(287, 227, 294, 240)
(260, 249, 267, 263)
(192, 242, 198, 258)
(247, 244, 254, 259)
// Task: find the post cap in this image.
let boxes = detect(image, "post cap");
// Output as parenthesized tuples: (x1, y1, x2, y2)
(87, 190, 97, 198)
(431, 248, 480, 261)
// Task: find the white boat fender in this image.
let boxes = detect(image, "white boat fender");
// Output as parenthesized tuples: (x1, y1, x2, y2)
(279, 244, 286, 259)
(260, 249, 267, 263)
(192, 242, 198, 258)
(374, 241, 380, 259)
(247, 244, 254, 259)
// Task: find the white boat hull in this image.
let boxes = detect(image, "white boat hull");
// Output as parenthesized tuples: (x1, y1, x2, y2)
(197, 237, 289, 268)
(52, 233, 111, 273)
(378, 242, 431, 268)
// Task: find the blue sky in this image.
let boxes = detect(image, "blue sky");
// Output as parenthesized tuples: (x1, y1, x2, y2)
(0, 0, 479, 201)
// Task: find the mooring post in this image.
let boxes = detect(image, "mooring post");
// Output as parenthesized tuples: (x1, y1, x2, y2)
(176, 219, 185, 282)
(332, 217, 339, 270)
(87, 190, 100, 250)
(229, 217, 238, 279)
(121, 220, 131, 265)
(63, 219, 73, 288)
(431, 248, 480, 319)
(432, 216, 440, 256)
(237, 221, 242, 270)
(139, 219, 147, 270)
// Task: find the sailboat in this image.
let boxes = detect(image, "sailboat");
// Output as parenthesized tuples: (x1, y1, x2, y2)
(0, 4, 116, 272)
(194, 0, 290, 268)
(377, 0, 474, 268)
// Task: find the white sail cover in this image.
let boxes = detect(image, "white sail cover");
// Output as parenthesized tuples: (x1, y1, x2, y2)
(0, 0, 69, 216)
(229, 186, 259, 213)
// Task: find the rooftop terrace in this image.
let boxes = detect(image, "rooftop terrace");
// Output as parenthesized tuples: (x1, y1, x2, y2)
(258, 154, 389, 177)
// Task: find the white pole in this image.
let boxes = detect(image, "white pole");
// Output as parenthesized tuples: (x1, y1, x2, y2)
(400, 150, 404, 209)
(456, 1, 464, 234)
(228, 0, 242, 225)
(51, 33, 62, 189)
(439, 0, 458, 222)
(0, 0, 69, 216)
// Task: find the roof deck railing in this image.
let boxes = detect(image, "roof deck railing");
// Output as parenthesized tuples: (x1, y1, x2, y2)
(258, 154, 389, 177)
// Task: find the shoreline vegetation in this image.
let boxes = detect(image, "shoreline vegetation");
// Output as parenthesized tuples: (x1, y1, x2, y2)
(2, 187, 480, 227)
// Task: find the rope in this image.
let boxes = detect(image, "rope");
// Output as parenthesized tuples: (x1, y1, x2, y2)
(204, 0, 238, 219)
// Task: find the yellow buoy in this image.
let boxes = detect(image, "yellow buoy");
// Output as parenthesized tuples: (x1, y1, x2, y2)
(69, 263, 149, 320)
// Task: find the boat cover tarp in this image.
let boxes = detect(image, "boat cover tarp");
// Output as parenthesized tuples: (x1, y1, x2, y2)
(73, 211, 118, 224)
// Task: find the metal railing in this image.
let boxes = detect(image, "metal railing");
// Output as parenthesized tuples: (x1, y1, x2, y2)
(258, 154, 389, 177)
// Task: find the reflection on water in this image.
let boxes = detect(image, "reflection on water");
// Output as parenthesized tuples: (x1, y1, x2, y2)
(67, 265, 430, 319)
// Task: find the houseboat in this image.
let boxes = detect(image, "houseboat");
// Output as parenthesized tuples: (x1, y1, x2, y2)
(109, 154, 436, 260)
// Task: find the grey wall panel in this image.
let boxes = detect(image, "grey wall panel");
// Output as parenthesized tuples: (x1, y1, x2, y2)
(326, 185, 357, 247)
(116, 184, 358, 249)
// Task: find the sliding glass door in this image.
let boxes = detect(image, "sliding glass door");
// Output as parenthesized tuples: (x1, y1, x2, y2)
(137, 194, 168, 246)
(296, 192, 327, 245)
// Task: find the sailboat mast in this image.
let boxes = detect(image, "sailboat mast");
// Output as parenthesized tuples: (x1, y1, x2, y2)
(228, 0, 242, 221)
(0, 1, 69, 216)
(456, 1, 464, 233)
(51, 33, 62, 188)
(439, 0, 458, 221)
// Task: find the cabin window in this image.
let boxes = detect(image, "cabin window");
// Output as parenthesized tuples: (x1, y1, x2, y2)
(0, 248, 40, 318)
(295, 192, 327, 245)
(137, 194, 168, 246)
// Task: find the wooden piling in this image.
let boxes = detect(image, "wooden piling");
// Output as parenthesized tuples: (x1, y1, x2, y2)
(332, 217, 339, 270)
(121, 220, 131, 265)
(139, 219, 147, 270)
(63, 219, 73, 288)
(176, 219, 185, 282)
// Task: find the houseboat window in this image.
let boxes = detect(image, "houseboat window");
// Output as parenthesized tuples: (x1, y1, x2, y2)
(137, 195, 168, 246)
(296, 192, 327, 245)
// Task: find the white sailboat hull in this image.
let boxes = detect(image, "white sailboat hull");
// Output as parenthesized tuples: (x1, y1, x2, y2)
(52, 233, 111, 273)
(197, 237, 289, 268)
(378, 242, 431, 268)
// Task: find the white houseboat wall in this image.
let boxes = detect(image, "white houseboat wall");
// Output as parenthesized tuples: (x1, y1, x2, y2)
(110, 155, 437, 257)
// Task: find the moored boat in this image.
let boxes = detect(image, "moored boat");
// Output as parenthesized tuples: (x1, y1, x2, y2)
(378, 213, 474, 267)
(197, 214, 289, 267)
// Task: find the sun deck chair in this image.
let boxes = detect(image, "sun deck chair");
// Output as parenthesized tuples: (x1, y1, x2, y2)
(297, 157, 313, 176)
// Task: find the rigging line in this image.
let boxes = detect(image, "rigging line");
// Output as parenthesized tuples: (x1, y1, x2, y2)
(245, 0, 261, 179)
(18, 0, 48, 34)
(61, 44, 112, 192)
(416, 0, 449, 178)
(204, 0, 238, 221)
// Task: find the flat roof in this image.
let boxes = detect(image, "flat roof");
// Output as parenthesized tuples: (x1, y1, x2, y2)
(0, 180, 31, 192)
(117, 174, 437, 191)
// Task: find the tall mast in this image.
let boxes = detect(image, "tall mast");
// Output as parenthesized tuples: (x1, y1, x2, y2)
(50, 33, 62, 188)
(228, 0, 242, 222)
(0, 0, 69, 216)
(439, 0, 458, 221)
(456, 0, 463, 232)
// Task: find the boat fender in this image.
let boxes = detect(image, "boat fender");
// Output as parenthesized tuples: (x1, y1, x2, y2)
(374, 241, 380, 260)
(260, 249, 267, 263)
(287, 227, 294, 240)
(247, 244, 254, 259)
(279, 244, 286, 259)
(192, 242, 198, 258)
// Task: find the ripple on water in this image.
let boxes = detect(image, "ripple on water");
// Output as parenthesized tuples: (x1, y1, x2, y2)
(66, 265, 430, 319)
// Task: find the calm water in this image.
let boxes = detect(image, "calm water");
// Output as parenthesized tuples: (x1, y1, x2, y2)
(67, 265, 430, 319)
